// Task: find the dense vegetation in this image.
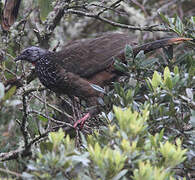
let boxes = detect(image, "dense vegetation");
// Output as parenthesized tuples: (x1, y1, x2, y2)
(0, 0, 194, 179)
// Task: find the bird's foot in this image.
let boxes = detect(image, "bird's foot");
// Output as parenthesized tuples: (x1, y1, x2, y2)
(74, 113, 91, 129)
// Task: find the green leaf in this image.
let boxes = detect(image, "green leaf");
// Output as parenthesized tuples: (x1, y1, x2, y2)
(38, 115, 48, 122)
(0, 82, 5, 100)
(159, 129, 164, 141)
(125, 89, 133, 103)
(172, 74, 180, 86)
(165, 77, 173, 90)
(114, 61, 128, 73)
(114, 82, 124, 97)
(48, 128, 65, 149)
(159, 13, 170, 25)
(112, 169, 128, 180)
(125, 44, 133, 59)
(90, 84, 106, 94)
(145, 78, 153, 91)
(40, 142, 53, 153)
(164, 67, 173, 89)
(174, 66, 179, 75)
(38, 0, 53, 21)
(3, 86, 16, 101)
(71, 153, 90, 166)
(151, 71, 162, 88)
(174, 15, 184, 35)
(135, 50, 145, 64)
(164, 67, 171, 82)
(140, 58, 158, 67)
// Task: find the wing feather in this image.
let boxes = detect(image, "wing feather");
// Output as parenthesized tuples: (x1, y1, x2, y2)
(55, 33, 135, 78)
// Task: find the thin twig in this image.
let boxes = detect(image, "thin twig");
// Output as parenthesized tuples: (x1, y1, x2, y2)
(23, 87, 46, 96)
(66, 9, 170, 32)
(0, 168, 22, 178)
(0, 66, 17, 77)
(90, 2, 126, 16)
(96, 0, 124, 16)
(29, 110, 74, 128)
(33, 94, 74, 120)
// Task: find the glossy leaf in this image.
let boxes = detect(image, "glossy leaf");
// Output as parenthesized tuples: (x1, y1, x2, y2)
(90, 84, 106, 94)
(3, 86, 16, 101)
(164, 67, 171, 82)
(38, 115, 49, 122)
(140, 58, 159, 67)
(125, 44, 133, 60)
(151, 71, 162, 89)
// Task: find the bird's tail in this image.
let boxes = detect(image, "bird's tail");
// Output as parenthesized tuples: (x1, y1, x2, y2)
(132, 37, 192, 57)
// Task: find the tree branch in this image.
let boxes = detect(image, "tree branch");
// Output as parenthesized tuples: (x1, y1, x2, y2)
(66, 9, 170, 32)
(21, 92, 29, 148)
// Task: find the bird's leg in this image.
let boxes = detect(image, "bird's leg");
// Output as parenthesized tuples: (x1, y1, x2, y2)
(60, 72, 101, 129)
(73, 112, 91, 129)
(73, 104, 100, 129)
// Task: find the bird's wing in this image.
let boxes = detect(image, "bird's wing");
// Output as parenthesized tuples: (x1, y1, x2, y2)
(53, 33, 191, 78)
(55, 33, 135, 78)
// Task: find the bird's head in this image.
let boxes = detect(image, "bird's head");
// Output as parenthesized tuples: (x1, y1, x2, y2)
(14, 46, 48, 63)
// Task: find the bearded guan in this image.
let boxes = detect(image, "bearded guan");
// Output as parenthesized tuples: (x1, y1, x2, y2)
(14, 33, 191, 128)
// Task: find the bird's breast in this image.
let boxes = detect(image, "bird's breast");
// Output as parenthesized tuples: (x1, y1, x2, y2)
(35, 57, 64, 92)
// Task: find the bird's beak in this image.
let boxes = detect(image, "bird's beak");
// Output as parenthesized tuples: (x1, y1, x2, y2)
(14, 55, 22, 62)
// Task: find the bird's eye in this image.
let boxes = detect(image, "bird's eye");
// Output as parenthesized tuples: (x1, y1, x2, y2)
(25, 50, 30, 55)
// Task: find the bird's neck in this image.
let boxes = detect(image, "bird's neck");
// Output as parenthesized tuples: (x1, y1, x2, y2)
(34, 51, 53, 66)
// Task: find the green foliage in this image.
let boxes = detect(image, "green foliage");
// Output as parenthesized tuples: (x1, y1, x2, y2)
(148, 66, 178, 91)
(132, 161, 172, 180)
(113, 106, 148, 136)
(103, 45, 194, 178)
(159, 139, 187, 168)
(24, 129, 90, 179)
(159, 13, 195, 38)
(23, 105, 188, 179)
(88, 142, 127, 179)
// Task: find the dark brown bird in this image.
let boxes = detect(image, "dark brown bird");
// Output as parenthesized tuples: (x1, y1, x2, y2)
(14, 33, 191, 128)
(1, 0, 21, 31)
